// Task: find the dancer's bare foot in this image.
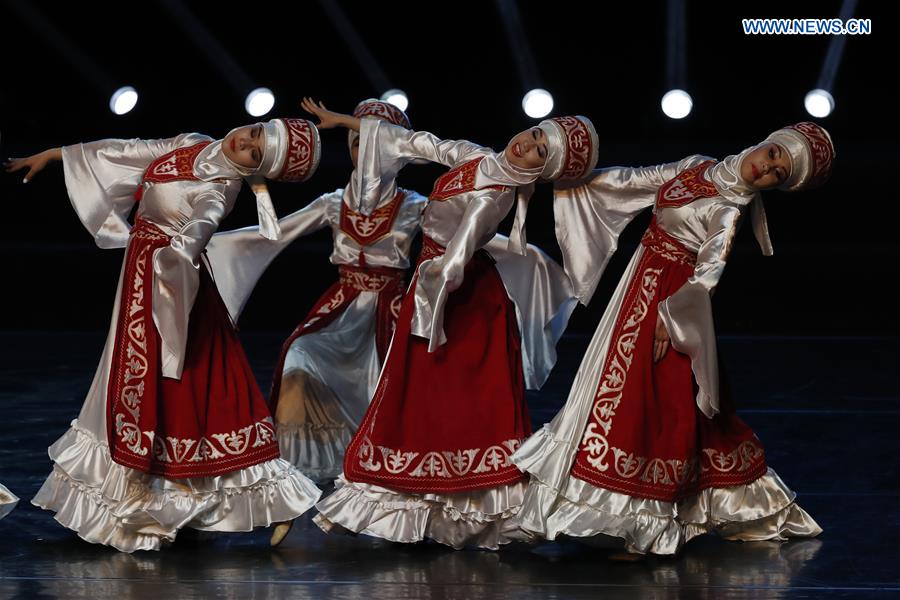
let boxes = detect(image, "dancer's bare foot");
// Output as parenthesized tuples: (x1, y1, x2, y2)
(270, 520, 294, 547)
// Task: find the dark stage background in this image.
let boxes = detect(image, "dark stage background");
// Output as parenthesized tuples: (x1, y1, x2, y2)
(0, 0, 895, 337)
(1, 3, 899, 597)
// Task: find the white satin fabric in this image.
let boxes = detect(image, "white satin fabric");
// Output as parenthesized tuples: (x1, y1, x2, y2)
(356, 119, 574, 388)
(512, 157, 821, 552)
(356, 119, 541, 221)
(0, 483, 18, 520)
(62, 134, 242, 379)
(486, 235, 578, 389)
(196, 120, 316, 241)
(33, 422, 321, 553)
(205, 188, 426, 323)
(706, 146, 773, 255)
(314, 476, 532, 550)
(552, 155, 708, 305)
(515, 449, 820, 555)
(308, 121, 576, 545)
(552, 155, 754, 417)
(194, 137, 281, 240)
(655, 190, 746, 418)
(38, 136, 323, 551)
(357, 119, 540, 350)
(205, 187, 426, 481)
(31, 260, 320, 551)
(277, 293, 380, 482)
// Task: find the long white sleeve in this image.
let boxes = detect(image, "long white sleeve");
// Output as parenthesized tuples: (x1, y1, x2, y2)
(553, 155, 710, 304)
(658, 203, 743, 417)
(152, 181, 237, 379)
(61, 133, 209, 248)
(206, 192, 335, 324)
(411, 190, 514, 351)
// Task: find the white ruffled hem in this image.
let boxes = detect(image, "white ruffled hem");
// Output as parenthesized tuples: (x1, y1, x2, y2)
(513, 426, 822, 555)
(0, 483, 19, 520)
(32, 421, 322, 552)
(313, 476, 531, 550)
(275, 421, 353, 483)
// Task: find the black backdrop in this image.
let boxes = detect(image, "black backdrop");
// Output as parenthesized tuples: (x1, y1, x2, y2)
(0, 0, 895, 335)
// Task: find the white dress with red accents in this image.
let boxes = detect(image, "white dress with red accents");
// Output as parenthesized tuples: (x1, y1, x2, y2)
(512, 156, 821, 554)
(313, 120, 577, 550)
(207, 186, 426, 483)
(31, 134, 321, 552)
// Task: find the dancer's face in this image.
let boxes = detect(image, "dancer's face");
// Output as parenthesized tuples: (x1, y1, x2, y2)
(740, 143, 791, 191)
(504, 126, 549, 170)
(223, 123, 265, 169)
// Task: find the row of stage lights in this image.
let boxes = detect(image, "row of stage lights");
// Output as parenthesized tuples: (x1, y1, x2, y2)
(109, 86, 411, 117)
(660, 88, 836, 119)
(108, 85, 837, 120)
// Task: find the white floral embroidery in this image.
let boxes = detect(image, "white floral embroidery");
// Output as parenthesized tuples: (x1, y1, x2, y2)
(356, 435, 521, 478)
(580, 266, 662, 472)
(339, 269, 399, 292)
(304, 288, 345, 328)
(113, 226, 278, 470)
(150, 418, 277, 465)
(703, 441, 764, 474)
(114, 244, 153, 457)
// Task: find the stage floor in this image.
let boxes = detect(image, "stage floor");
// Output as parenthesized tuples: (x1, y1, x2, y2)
(0, 332, 897, 599)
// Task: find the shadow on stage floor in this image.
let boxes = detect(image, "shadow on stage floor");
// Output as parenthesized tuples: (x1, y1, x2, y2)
(0, 332, 897, 599)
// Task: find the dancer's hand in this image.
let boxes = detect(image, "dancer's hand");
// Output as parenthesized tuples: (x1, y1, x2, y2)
(442, 263, 464, 293)
(653, 314, 670, 363)
(301, 97, 353, 130)
(4, 148, 62, 183)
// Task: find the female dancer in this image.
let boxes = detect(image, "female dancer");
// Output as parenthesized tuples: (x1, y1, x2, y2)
(205, 99, 426, 546)
(5, 117, 324, 551)
(305, 99, 594, 549)
(211, 99, 425, 489)
(512, 122, 833, 556)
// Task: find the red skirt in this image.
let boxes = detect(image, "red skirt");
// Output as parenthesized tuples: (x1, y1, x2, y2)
(268, 264, 406, 409)
(106, 219, 280, 478)
(571, 219, 767, 502)
(343, 238, 530, 493)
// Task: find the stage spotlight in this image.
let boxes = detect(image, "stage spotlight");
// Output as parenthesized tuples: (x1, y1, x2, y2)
(522, 88, 553, 119)
(661, 89, 692, 119)
(381, 89, 409, 111)
(245, 88, 275, 117)
(109, 86, 138, 115)
(805, 88, 835, 118)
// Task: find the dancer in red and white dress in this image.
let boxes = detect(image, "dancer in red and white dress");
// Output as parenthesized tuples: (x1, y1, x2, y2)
(210, 100, 425, 490)
(512, 122, 834, 556)
(0, 484, 16, 520)
(303, 99, 594, 549)
(5, 117, 324, 552)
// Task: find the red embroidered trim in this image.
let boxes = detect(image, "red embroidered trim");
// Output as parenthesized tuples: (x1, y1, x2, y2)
(551, 116, 594, 179)
(107, 219, 281, 477)
(338, 264, 405, 292)
(278, 118, 317, 182)
(106, 220, 168, 469)
(353, 101, 411, 128)
(136, 142, 211, 200)
(640, 218, 697, 266)
(340, 190, 405, 246)
(787, 122, 834, 189)
(418, 237, 446, 263)
(429, 157, 506, 201)
(268, 266, 405, 404)
(656, 160, 718, 209)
